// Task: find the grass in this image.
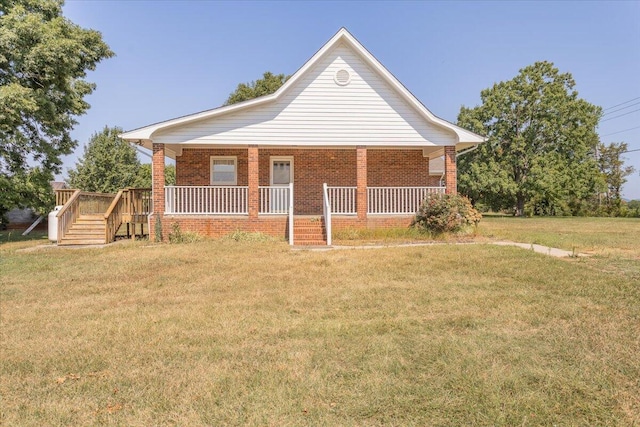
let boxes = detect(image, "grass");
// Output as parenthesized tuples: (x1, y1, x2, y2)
(1, 218, 639, 425)
(0, 230, 49, 245)
(479, 216, 640, 257)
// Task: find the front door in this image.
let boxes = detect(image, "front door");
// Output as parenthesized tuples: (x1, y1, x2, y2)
(269, 157, 293, 213)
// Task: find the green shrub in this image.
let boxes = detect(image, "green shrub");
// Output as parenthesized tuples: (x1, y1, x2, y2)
(168, 222, 202, 244)
(413, 194, 482, 234)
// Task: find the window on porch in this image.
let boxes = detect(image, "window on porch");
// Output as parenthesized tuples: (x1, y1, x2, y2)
(210, 156, 237, 186)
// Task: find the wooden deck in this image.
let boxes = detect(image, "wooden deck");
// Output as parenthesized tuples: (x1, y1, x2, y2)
(55, 188, 151, 245)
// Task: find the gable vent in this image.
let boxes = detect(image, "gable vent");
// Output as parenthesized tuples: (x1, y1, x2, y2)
(334, 69, 351, 86)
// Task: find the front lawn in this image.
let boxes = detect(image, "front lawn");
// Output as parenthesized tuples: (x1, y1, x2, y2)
(1, 225, 638, 425)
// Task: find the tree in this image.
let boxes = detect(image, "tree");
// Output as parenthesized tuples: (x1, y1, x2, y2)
(0, 0, 113, 217)
(457, 61, 602, 216)
(224, 71, 288, 105)
(67, 126, 140, 193)
(597, 142, 635, 215)
(133, 163, 176, 188)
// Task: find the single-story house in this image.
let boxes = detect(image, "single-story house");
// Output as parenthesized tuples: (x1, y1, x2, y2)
(121, 28, 485, 245)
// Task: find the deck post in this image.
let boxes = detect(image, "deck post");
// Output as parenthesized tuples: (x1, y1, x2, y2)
(356, 146, 368, 221)
(444, 146, 457, 195)
(248, 145, 259, 220)
(151, 142, 165, 241)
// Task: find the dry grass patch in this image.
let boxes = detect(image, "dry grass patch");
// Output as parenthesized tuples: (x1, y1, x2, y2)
(479, 216, 640, 256)
(1, 237, 639, 425)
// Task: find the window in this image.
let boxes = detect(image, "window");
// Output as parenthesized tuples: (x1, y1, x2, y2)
(210, 156, 237, 185)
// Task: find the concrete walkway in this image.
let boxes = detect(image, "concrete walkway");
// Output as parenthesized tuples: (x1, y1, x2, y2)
(19, 239, 584, 258)
(301, 241, 585, 258)
(488, 241, 583, 257)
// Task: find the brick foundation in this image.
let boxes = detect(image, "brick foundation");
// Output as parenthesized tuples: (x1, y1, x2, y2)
(149, 214, 415, 242)
(152, 215, 290, 241)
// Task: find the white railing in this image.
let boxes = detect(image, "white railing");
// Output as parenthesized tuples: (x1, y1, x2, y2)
(259, 186, 290, 214)
(326, 186, 357, 215)
(368, 186, 445, 215)
(323, 183, 332, 246)
(165, 186, 248, 214)
(288, 183, 294, 246)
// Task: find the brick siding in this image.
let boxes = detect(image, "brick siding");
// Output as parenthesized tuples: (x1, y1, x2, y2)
(151, 215, 289, 242)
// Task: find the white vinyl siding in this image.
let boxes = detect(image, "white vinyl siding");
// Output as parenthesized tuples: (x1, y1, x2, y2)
(153, 43, 457, 147)
(210, 156, 237, 185)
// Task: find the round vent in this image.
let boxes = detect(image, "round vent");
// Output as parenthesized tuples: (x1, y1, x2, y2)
(334, 69, 351, 86)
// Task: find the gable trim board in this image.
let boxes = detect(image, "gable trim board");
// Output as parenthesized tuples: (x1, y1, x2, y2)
(121, 28, 485, 158)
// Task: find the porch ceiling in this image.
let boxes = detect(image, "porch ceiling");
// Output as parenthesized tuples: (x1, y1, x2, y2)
(137, 143, 470, 160)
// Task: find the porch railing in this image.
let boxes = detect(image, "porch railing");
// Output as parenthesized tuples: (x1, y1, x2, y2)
(327, 186, 357, 215)
(165, 186, 248, 214)
(368, 186, 445, 214)
(259, 186, 290, 214)
(323, 183, 332, 246)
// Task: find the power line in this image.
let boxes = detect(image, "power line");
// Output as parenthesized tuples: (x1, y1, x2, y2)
(601, 125, 640, 137)
(602, 101, 640, 116)
(622, 148, 640, 154)
(600, 108, 640, 122)
(604, 96, 640, 111)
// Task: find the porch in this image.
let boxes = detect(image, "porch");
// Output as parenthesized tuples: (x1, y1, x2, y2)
(149, 144, 456, 245)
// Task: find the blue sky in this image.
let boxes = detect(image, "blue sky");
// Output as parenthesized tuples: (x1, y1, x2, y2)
(61, 0, 640, 199)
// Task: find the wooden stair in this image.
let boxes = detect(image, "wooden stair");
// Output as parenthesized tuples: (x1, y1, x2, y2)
(59, 215, 107, 246)
(293, 217, 327, 246)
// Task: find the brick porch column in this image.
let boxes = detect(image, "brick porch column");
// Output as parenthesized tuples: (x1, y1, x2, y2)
(356, 146, 367, 221)
(444, 145, 457, 195)
(248, 145, 259, 220)
(152, 142, 165, 215)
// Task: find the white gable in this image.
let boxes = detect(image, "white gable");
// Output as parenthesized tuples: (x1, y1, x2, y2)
(153, 43, 456, 147)
(121, 28, 485, 157)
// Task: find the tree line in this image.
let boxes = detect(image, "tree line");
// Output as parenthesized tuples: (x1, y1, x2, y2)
(457, 61, 636, 217)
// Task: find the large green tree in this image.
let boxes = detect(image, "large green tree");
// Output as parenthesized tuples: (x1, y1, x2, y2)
(457, 61, 602, 216)
(0, 0, 113, 217)
(597, 141, 635, 215)
(224, 71, 288, 105)
(67, 126, 140, 193)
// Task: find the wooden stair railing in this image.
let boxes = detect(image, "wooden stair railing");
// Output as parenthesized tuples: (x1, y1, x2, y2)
(55, 189, 77, 206)
(104, 190, 126, 244)
(56, 190, 82, 244)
